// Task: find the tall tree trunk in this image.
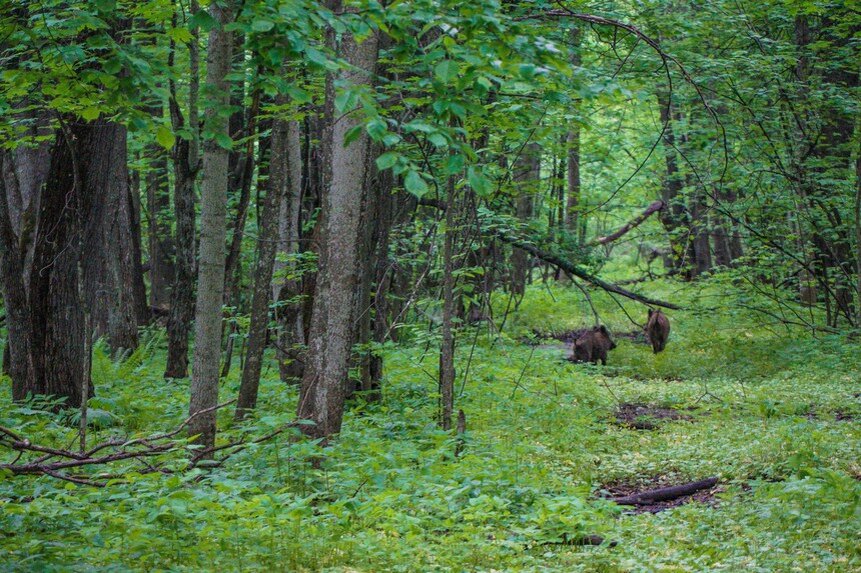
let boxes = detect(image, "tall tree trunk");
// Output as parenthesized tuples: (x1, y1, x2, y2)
(0, 151, 36, 399)
(565, 26, 582, 240)
(656, 86, 689, 276)
(297, 5, 379, 439)
(81, 122, 140, 351)
(164, 0, 200, 379)
(188, 1, 234, 450)
(275, 121, 306, 383)
(146, 150, 175, 310)
(510, 142, 540, 295)
(438, 174, 457, 431)
(235, 112, 288, 419)
(128, 176, 150, 324)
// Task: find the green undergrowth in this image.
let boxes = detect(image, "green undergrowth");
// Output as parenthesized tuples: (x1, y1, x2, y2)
(1, 279, 860, 571)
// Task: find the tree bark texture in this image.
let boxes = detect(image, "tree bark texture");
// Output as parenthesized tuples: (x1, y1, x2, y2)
(297, 6, 379, 439)
(188, 1, 234, 449)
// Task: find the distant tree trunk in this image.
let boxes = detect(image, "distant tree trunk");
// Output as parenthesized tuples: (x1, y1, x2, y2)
(146, 150, 174, 310)
(275, 121, 306, 383)
(235, 111, 288, 420)
(656, 86, 689, 276)
(510, 142, 540, 295)
(188, 0, 234, 450)
(164, 1, 200, 379)
(690, 188, 712, 276)
(565, 26, 582, 240)
(297, 5, 379, 439)
(128, 177, 150, 324)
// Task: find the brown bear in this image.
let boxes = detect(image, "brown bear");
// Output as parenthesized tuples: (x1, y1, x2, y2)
(645, 308, 670, 354)
(572, 326, 617, 365)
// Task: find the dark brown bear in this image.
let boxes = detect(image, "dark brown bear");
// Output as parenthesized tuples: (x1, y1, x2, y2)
(645, 309, 670, 354)
(572, 326, 617, 365)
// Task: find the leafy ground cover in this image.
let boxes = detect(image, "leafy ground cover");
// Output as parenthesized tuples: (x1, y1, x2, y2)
(1, 280, 859, 571)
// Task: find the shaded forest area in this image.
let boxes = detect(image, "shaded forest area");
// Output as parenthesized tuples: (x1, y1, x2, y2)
(0, 1, 859, 571)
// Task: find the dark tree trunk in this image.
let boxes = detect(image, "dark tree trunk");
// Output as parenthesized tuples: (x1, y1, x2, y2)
(274, 121, 305, 383)
(510, 142, 540, 295)
(0, 151, 36, 400)
(439, 174, 457, 431)
(28, 121, 137, 406)
(235, 113, 288, 419)
(565, 26, 582, 241)
(656, 86, 690, 276)
(164, 0, 200, 379)
(128, 175, 151, 324)
(146, 150, 175, 310)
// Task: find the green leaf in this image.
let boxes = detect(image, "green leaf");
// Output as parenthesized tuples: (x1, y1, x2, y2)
(434, 60, 459, 84)
(376, 152, 399, 170)
(468, 167, 492, 196)
(80, 107, 101, 121)
(251, 19, 275, 32)
(404, 170, 429, 198)
(156, 125, 176, 150)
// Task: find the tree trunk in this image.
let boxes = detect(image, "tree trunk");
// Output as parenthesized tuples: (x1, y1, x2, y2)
(275, 121, 306, 383)
(0, 151, 36, 400)
(565, 26, 582, 240)
(510, 142, 540, 295)
(164, 0, 200, 379)
(656, 85, 690, 276)
(81, 122, 140, 351)
(297, 6, 379, 439)
(146, 150, 175, 310)
(438, 175, 457, 431)
(188, 1, 234, 450)
(235, 113, 288, 419)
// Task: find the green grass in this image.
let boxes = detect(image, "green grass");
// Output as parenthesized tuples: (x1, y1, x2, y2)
(1, 279, 859, 571)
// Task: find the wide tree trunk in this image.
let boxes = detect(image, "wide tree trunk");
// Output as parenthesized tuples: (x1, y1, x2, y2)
(565, 26, 582, 241)
(82, 123, 140, 351)
(297, 5, 379, 439)
(27, 121, 135, 406)
(188, 0, 234, 450)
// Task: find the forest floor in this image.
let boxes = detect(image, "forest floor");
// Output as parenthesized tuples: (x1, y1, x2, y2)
(1, 279, 860, 572)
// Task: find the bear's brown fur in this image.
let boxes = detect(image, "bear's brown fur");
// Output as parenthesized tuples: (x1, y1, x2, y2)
(645, 309, 670, 354)
(572, 326, 617, 365)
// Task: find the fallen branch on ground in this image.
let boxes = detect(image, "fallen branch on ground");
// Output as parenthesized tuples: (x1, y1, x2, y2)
(611, 477, 719, 505)
(0, 399, 300, 486)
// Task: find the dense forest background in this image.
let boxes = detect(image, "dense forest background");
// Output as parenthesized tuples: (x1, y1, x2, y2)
(0, 0, 859, 570)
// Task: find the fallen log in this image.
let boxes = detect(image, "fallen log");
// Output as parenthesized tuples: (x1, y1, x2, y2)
(612, 477, 718, 505)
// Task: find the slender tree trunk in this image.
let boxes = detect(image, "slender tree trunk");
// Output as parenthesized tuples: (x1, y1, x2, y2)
(235, 113, 288, 419)
(656, 85, 689, 276)
(439, 174, 457, 431)
(565, 26, 582, 239)
(275, 121, 306, 383)
(297, 6, 379, 439)
(128, 176, 150, 324)
(510, 142, 540, 295)
(188, 1, 234, 450)
(164, 0, 200, 379)
(147, 150, 174, 310)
